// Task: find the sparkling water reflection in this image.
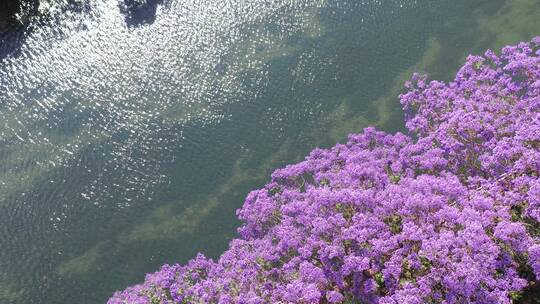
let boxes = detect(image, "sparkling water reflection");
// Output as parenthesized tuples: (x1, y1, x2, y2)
(1, 0, 540, 303)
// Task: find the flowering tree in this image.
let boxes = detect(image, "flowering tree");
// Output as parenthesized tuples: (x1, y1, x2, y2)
(109, 37, 540, 304)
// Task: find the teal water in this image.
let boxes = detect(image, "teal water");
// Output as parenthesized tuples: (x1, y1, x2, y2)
(1, 0, 540, 303)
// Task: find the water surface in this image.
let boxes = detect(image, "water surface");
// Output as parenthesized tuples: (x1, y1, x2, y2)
(1, 0, 540, 303)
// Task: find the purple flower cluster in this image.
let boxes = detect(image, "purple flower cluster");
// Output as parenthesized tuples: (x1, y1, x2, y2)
(108, 37, 540, 304)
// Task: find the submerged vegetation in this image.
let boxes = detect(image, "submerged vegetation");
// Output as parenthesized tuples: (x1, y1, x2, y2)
(109, 38, 540, 303)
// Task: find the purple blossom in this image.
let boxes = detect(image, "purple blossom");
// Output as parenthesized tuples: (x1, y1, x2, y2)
(108, 37, 540, 303)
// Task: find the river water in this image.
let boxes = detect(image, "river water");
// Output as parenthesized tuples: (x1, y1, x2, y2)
(0, 0, 539, 303)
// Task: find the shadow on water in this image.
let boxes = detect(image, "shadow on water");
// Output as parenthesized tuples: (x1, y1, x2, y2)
(0, 0, 35, 59)
(0, 0, 21, 26)
(0, 29, 28, 60)
(120, 0, 164, 27)
(0, 0, 39, 28)
(0, 0, 91, 60)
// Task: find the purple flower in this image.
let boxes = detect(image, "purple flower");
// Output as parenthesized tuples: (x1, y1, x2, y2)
(108, 37, 540, 304)
(326, 290, 344, 303)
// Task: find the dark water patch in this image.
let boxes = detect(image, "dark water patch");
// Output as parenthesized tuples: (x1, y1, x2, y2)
(0, 0, 92, 59)
(0, 0, 38, 30)
(120, 0, 164, 27)
(0, 23, 32, 60)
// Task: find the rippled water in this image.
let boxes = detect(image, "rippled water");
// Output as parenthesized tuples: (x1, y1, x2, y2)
(1, 0, 539, 303)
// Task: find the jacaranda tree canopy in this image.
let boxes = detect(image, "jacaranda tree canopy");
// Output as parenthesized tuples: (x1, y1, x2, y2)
(109, 37, 540, 304)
